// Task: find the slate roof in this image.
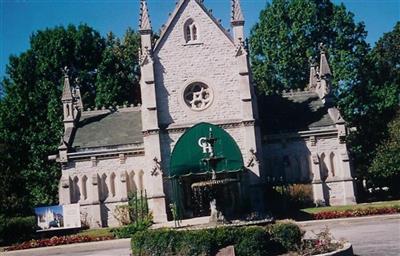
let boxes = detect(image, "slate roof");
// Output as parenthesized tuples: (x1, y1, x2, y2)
(258, 91, 336, 135)
(71, 109, 143, 149)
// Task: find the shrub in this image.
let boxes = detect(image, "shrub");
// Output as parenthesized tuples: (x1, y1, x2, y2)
(0, 216, 36, 245)
(131, 224, 302, 256)
(269, 221, 303, 251)
(111, 219, 152, 239)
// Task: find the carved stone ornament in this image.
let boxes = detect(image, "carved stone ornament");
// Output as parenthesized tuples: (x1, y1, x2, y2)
(61, 178, 69, 188)
(246, 148, 259, 167)
(312, 153, 319, 164)
(91, 174, 98, 185)
(151, 157, 163, 176)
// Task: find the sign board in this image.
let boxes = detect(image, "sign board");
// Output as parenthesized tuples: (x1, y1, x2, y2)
(35, 204, 81, 231)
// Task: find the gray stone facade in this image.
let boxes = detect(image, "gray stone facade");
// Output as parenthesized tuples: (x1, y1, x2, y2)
(51, 0, 356, 228)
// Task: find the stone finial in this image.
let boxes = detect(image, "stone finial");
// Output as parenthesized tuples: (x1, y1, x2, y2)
(61, 67, 73, 102)
(319, 43, 332, 78)
(139, 0, 152, 32)
(231, 0, 244, 24)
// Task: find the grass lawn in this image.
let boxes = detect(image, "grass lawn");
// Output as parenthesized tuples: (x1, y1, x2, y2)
(301, 200, 400, 214)
(77, 227, 114, 238)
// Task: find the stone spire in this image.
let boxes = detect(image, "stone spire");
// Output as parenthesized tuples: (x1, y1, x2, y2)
(231, 0, 244, 24)
(61, 67, 73, 102)
(231, 0, 245, 45)
(139, 0, 152, 33)
(309, 57, 318, 89)
(319, 43, 332, 79)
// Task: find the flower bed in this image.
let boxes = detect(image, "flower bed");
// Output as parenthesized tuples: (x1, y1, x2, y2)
(312, 206, 400, 220)
(6, 235, 114, 251)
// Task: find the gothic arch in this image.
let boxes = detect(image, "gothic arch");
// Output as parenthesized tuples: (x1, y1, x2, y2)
(110, 172, 116, 197)
(100, 173, 109, 201)
(128, 171, 137, 194)
(329, 152, 337, 177)
(319, 153, 329, 181)
(138, 170, 144, 192)
(72, 176, 80, 203)
(184, 18, 198, 42)
(81, 175, 88, 200)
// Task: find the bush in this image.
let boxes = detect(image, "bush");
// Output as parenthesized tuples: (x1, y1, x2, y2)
(111, 219, 152, 239)
(131, 224, 302, 256)
(0, 216, 36, 245)
(269, 221, 303, 251)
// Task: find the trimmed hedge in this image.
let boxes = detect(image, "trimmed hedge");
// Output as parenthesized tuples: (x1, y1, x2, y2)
(111, 220, 151, 239)
(0, 216, 36, 245)
(131, 223, 302, 256)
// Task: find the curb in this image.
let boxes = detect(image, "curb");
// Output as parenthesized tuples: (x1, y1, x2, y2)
(1, 238, 131, 256)
(315, 242, 353, 256)
(296, 213, 400, 226)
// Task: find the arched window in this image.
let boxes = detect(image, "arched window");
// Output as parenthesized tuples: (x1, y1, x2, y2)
(72, 176, 80, 203)
(320, 153, 328, 181)
(81, 175, 88, 200)
(110, 172, 116, 197)
(184, 19, 198, 43)
(128, 171, 137, 194)
(138, 170, 144, 192)
(329, 152, 337, 177)
(100, 173, 108, 201)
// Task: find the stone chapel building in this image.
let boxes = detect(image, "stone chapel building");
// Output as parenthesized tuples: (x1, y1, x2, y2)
(52, 0, 356, 228)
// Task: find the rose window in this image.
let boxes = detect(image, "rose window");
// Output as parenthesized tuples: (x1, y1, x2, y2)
(183, 82, 213, 111)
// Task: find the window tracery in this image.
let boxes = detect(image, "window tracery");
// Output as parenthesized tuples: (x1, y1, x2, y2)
(183, 82, 213, 111)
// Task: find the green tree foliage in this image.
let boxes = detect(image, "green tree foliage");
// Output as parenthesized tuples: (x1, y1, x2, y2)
(0, 25, 105, 216)
(0, 25, 141, 216)
(346, 22, 400, 179)
(95, 29, 141, 107)
(368, 111, 400, 195)
(250, 0, 368, 94)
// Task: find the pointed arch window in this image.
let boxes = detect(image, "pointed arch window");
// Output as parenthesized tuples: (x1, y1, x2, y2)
(81, 175, 88, 200)
(110, 172, 116, 197)
(184, 19, 198, 43)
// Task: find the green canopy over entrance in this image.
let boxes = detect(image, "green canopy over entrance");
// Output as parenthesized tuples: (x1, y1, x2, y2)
(169, 122, 244, 178)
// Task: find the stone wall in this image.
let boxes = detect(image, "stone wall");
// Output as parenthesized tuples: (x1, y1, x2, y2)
(262, 133, 356, 206)
(154, 0, 242, 126)
(59, 153, 147, 227)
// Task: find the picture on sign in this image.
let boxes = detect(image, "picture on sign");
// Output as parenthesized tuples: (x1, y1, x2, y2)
(35, 204, 81, 231)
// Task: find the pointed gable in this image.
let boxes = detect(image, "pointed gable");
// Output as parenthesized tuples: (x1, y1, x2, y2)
(154, 0, 233, 52)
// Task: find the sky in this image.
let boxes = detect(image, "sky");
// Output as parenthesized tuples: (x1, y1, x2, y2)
(0, 0, 399, 79)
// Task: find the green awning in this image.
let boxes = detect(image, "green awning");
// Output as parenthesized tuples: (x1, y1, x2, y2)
(169, 122, 244, 178)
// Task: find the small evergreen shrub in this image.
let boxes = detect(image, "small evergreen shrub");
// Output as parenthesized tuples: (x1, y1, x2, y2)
(131, 224, 302, 256)
(268, 222, 303, 251)
(0, 216, 36, 245)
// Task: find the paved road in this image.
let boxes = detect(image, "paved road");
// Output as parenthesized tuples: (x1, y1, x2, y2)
(3, 214, 399, 256)
(298, 214, 400, 256)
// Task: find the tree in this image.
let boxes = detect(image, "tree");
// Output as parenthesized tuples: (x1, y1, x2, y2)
(346, 22, 400, 180)
(0, 24, 105, 216)
(95, 28, 141, 107)
(250, 0, 368, 94)
(368, 110, 400, 195)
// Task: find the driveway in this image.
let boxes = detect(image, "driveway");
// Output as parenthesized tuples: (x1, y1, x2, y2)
(298, 214, 400, 256)
(3, 214, 399, 256)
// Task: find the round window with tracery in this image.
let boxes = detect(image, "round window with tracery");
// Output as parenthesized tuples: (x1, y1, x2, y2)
(183, 82, 213, 111)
